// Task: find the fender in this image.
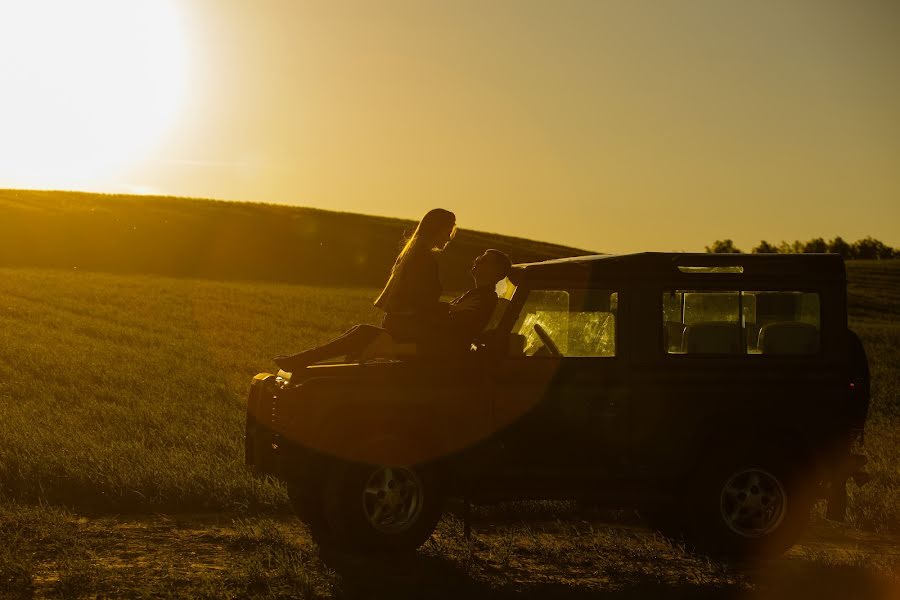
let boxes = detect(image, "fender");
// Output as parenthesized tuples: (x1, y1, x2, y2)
(690, 421, 818, 482)
(273, 374, 458, 466)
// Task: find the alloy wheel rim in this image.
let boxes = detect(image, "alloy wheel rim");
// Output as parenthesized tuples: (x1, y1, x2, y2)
(719, 468, 787, 538)
(362, 466, 424, 534)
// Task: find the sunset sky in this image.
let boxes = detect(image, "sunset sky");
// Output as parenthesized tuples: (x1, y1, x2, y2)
(1, 0, 898, 253)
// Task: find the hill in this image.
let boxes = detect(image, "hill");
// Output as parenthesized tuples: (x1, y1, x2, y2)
(846, 259, 900, 324)
(0, 189, 591, 291)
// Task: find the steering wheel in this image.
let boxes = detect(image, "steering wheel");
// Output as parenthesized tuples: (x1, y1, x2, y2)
(533, 323, 562, 357)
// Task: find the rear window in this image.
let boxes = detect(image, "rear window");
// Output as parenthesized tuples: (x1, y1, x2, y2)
(663, 291, 820, 355)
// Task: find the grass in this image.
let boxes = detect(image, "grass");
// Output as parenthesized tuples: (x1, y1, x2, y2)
(1, 262, 898, 525)
(0, 259, 897, 596)
(844, 261, 900, 533)
(0, 504, 896, 598)
(0, 267, 385, 513)
(0, 504, 339, 598)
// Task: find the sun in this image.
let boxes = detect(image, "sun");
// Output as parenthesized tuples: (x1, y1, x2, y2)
(0, 0, 187, 189)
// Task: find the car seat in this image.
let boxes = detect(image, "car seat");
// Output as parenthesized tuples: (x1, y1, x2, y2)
(758, 322, 819, 355)
(683, 322, 743, 354)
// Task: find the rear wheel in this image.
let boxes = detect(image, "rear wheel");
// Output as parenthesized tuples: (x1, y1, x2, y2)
(687, 450, 813, 558)
(718, 468, 787, 538)
(322, 462, 443, 553)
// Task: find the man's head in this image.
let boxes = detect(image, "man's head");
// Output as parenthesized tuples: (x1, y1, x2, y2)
(472, 249, 512, 287)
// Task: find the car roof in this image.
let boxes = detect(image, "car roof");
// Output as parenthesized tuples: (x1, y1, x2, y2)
(512, 252, 846, 285)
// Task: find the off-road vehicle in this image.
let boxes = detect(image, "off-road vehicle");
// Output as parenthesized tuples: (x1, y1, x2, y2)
(246, 253, 869, 557)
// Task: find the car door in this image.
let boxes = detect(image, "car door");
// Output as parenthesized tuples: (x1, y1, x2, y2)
(628, 286, 834, 479)
(486, 286, 628, 483)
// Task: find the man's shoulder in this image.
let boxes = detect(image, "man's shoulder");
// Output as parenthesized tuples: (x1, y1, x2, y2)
(457, 287, 497, 304)
(473, 288, 498, 316)
(476, 287, 498, 302)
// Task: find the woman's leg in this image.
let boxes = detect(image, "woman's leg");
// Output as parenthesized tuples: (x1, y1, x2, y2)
(356, 331, 419, 362)
(274, 325, 384, 370)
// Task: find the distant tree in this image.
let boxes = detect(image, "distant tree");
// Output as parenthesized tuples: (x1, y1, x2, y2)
(775, 240, 803, 254)
(752, 240, 779, 253)
(705, 239, 742, 254)
(802, 237, 828, 253)
(827, 236, 854, 258)
(705, 235, 896, 259)
(853, 236, 894, 260)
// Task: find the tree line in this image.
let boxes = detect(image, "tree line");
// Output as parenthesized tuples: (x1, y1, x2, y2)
(705, 236, 897, 259)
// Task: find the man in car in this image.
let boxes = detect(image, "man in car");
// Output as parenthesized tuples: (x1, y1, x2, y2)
(422, 248, 512, 355)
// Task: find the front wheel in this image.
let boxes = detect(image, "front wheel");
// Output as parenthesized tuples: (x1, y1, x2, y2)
(321, 462, 443, 553)
(286, 479, 330, 545)
(687, 451, 814, 558)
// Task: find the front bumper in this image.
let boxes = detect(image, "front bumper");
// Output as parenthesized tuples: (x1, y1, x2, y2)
(245, 373, 282, 474)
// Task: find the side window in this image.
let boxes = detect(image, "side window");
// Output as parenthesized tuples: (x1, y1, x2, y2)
(746, 291, 820, 355)
(663, 290, 820, 355)
(663, 291, 742, 355)
(514, 289, 617, 357)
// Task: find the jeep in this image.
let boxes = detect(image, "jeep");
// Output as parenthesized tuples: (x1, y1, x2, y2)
(245, 253, 869, 557)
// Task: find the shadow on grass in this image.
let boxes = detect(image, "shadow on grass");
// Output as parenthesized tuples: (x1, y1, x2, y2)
(741, 559, 896, 600)
(319, 540, 896, 600)
(322, 548, 735, 599)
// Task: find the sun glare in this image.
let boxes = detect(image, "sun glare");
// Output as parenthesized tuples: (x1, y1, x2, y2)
(0, 0, 187, 188)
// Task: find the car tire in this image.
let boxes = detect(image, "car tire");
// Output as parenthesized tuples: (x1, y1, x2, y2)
(285, 479, 331, 544)
(245, 378, 276, 474)
(687, 449, 814, 558)
(244, 414, 275, 475)
(320, 461, 443, 553)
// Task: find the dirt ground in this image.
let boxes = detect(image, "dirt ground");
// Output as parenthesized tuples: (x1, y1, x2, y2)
(20, 511, 900, 599)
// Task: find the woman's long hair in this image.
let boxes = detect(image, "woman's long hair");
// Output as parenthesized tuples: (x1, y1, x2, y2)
(374, 208, 456, 310)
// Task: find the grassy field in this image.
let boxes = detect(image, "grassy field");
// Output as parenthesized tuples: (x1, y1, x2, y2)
(841, 260, 900, 534)
(0, 268, 381, 513)
(0, 260, 898, 597)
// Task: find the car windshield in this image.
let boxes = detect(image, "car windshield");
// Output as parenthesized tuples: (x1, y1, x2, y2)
(512, 287, 617, 357)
